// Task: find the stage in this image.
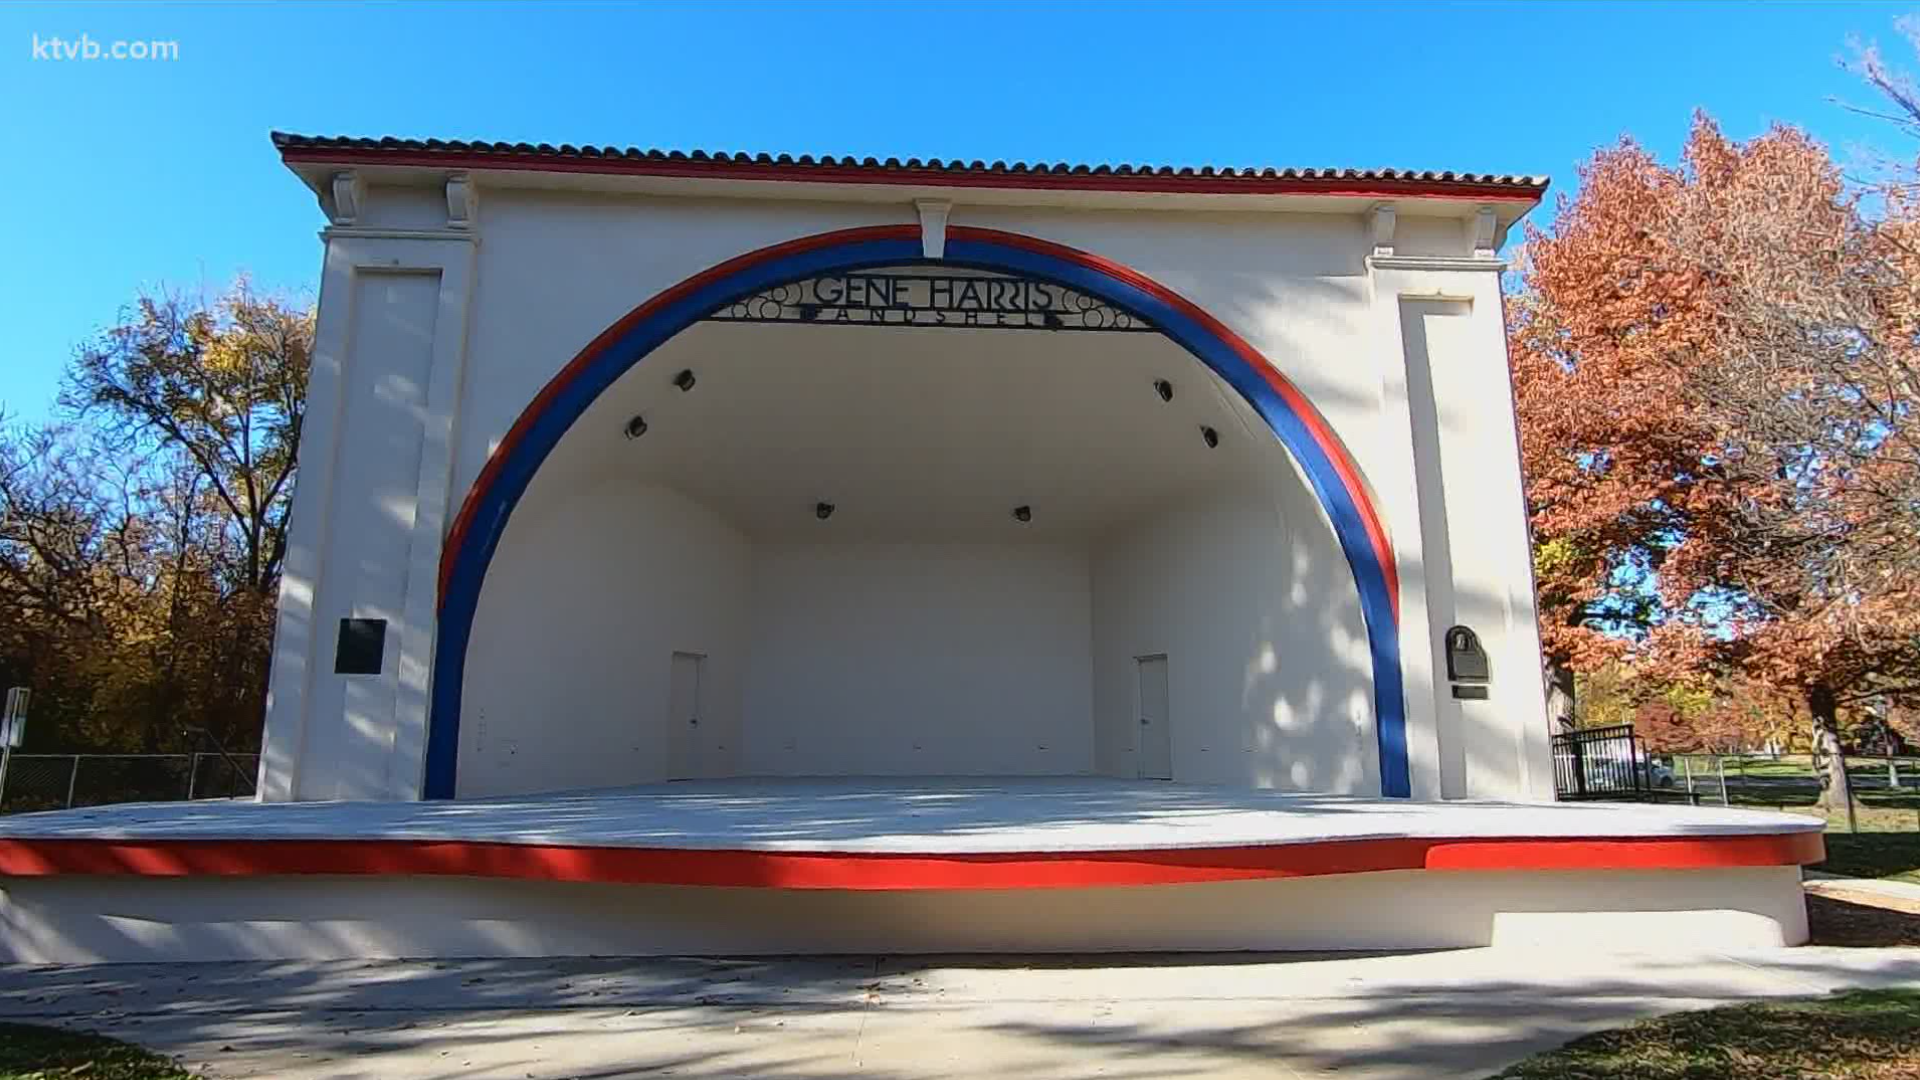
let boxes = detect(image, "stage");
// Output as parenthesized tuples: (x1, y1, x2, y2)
(0, 778, 1823, 961)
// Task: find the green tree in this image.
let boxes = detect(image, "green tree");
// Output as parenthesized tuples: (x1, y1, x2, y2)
(0, 282, 311, 762)
(63, 282, 309, 597)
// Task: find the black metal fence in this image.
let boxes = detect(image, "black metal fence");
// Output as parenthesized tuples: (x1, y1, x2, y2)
(1553, 724, 1655, 801)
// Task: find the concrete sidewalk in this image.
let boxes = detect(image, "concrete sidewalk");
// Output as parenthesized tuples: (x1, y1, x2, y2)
(3, 947, 1918, 1079)
(1806, 871, 1920, 903)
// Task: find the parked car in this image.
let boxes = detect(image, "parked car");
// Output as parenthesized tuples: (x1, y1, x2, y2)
(1647, 758, 1676, 788)
(1558, 746, 1675, 792)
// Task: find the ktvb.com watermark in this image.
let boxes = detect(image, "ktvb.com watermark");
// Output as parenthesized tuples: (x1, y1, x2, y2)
(30, 33, 179, 62)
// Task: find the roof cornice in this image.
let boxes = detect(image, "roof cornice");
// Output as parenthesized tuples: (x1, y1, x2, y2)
(272, 132, 1549, 205)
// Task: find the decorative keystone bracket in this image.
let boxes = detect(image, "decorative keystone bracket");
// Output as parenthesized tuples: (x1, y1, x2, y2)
(324, 171, 365, 226)
(916, 199, 952, 259)
(446, 173, 478, 230)
(1470, 206, 1498, 258)
(1369, 203, 1397, 257)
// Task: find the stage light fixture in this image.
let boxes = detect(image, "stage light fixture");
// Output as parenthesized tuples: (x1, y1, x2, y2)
(1154, 379, 1174, 402)
(623, 415, 648, 439)
(1012, 505, 1033, 523)
(815, 501, 836, 520)
(673, 369, 697, 392)
(1202, 426, 1220, 448)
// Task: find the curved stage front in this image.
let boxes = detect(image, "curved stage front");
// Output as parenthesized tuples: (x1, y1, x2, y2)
(0, 778, 1824, 962)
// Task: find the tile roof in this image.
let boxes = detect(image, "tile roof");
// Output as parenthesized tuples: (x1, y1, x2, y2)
(272, 132, 1548, 201)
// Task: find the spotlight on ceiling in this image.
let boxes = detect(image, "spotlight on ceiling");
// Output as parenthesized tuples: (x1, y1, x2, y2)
(1012, 505, 1033, 523)
(623, 415, 648, 439)
(815, 501, 836, 521)
(673, 369, 697, 392)
(1202, 425, 1220, 449)
(1154, 379, 1174, 403)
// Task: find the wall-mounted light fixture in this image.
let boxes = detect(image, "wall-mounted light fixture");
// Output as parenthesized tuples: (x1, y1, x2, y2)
(1154, 379, 1174, 403)
(815, 502, 836, 521)
(1201, 426, 1220, 449)
(624, 415, 648, 439)
(1012, 505, 1033, 523)
(673, 369, 697, 392)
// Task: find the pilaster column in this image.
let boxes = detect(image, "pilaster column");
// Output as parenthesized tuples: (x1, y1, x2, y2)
(259, 173, 479, 801)
(1364, 245, 1552, 800)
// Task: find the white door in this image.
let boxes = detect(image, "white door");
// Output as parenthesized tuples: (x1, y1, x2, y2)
(1136, 655, 1172, 780)
(666, 651, 705, 779)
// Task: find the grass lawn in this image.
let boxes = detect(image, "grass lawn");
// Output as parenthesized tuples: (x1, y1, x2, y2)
(1821, 832, 1920, 883)
(1486, 988, 1920, 1079)
(0, 1023, 196, 1079)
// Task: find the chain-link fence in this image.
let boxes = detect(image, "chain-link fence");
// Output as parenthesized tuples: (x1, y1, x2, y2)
(0, 753, 258, 814)
(1657, 752, 1920, 832)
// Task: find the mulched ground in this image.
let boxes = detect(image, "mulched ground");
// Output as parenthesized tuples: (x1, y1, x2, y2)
(0, 1023, 196, 1080)
(1807, 886, 1920, 947)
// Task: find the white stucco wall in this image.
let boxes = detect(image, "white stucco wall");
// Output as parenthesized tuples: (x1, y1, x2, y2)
(458, 472, 1377, 794)
(461, 488, 1098, 790)
(1397, 296, 1554, 800)
(0, 866, 1810, 961)
(1092, 479, 1376, 793)
(447, 196, 1390, 526)
(459, 481, 751, 797)
(742, 541, 1094, 777)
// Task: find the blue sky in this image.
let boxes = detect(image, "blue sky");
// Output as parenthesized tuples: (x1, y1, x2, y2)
(0, 0, 1911, 421)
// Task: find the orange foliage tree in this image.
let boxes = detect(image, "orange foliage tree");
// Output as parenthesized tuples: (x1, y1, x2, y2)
(1511, 116, 1920, 807)
(1508, 133, 1725, 728)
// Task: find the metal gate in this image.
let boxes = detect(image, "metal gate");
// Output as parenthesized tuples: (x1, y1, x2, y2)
(1552, 724, 1651, 801)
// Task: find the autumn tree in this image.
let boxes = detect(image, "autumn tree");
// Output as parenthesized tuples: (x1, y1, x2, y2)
(1662, 124, 1920, 796)
(63, 282, 309, 599)
(0, 283, 311, 763)
(1511, 118, 1920, 810)
(1508, 141, 1726, 730)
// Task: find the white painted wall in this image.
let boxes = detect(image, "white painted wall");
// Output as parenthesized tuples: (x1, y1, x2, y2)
(267, 270, 453, 801)
(742, 541, 1093, 776)
(0, 866, 1810, 961)
(1400, 297, 1553, 800)
(288, 271, 441, 801)
(1092, 477, 1377, 793)
(461, 468, 1382, 794)
(463, 497, 1096, 791)
(459, 480, 751, 797)
(259, 227, 475, 803)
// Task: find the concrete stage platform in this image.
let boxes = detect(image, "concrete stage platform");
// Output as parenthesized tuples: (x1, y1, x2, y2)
(0, 778, 1825, 961)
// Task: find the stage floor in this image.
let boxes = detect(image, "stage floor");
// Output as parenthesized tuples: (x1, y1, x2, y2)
(0, 779, 1826, 958)
(0, 777, 1823, 891)
(0, 775, 1821, 850)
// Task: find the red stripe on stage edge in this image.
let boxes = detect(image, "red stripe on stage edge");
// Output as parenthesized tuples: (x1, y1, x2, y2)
(0, 832, 1825, 890)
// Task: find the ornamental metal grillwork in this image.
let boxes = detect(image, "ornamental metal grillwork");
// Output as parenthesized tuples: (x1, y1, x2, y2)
(704, 271, 1154, 332)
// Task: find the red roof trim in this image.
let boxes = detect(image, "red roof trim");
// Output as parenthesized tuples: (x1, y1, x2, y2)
(278, 145, 1546, 203)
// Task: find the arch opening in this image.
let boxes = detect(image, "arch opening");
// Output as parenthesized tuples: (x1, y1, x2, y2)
(431, 226, 1405, 798)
